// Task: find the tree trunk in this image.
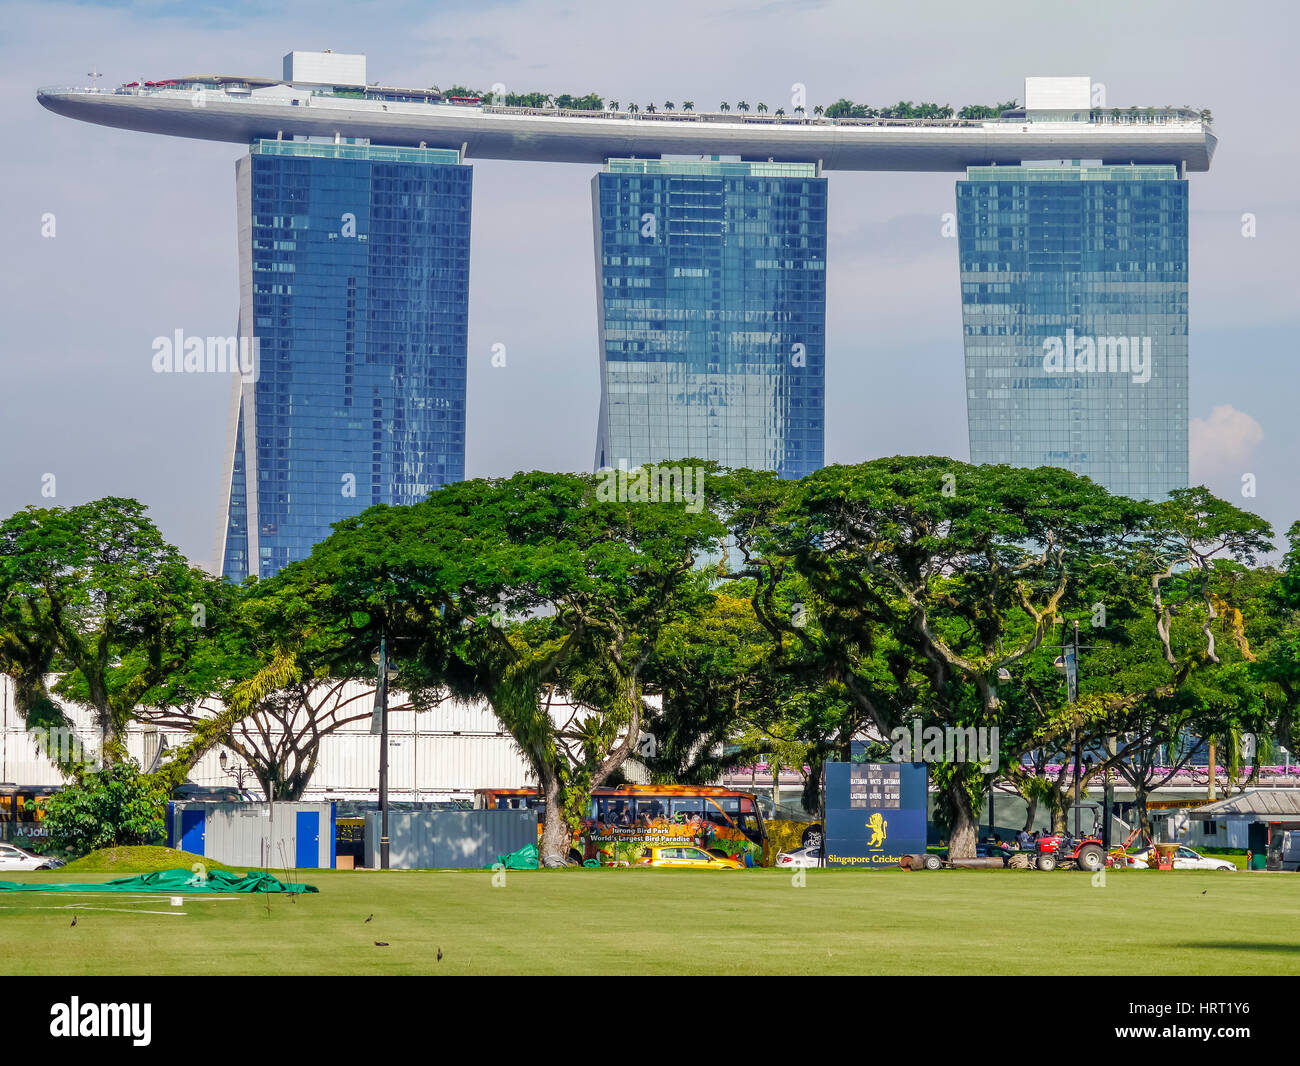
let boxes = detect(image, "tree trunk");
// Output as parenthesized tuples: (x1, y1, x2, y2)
(1023, 795, 1038, 833)
(538, 773, 572, 867)
(98, 710, 120, 767)
(944, 776, 979, 859)
(1051, 803, 1068, 835)
(1134, 780, 1153, 842)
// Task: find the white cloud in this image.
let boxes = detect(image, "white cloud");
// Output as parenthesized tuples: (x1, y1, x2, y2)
(1189, 404, 1264, 475)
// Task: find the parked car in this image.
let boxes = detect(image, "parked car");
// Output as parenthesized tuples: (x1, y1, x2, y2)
(1125, 845, 1235, 871)
(0, 842, 64, 871)
(636, 846, 744, 869)
(774, 844, 822, 868)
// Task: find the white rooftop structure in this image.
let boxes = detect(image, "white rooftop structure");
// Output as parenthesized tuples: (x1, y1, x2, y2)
(282, 49, 366, 86)
(1025, 75, 1092, 112)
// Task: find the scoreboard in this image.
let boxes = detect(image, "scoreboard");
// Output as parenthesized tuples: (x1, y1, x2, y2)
(823, 761, 927, 868)
(849, 763, 903, 809)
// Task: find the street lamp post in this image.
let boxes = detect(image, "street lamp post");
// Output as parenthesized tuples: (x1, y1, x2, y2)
(218, 749, 252, 792)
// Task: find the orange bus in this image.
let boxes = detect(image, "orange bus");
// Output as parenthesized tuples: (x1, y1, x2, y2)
(475, 784, 769, 866)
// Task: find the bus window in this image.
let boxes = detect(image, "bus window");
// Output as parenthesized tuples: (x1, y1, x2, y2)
(670, 797, 703, 824)
(599, 798, 635, 826)
(704, 796, 740, 827)
(641, 796, 667, 822)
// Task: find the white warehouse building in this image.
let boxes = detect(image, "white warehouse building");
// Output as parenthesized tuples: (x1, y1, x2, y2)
(0, 674, 649, 801)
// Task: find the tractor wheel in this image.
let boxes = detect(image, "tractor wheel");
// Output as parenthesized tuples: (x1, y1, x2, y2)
(1036, 853, 1057, 872)
(923, 854, 942, 871)
(1076, 845, 1105, 872)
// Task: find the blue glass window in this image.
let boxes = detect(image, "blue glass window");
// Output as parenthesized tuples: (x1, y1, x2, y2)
(592, 159, 827, 479)
(957, 165, 1188, 499)
(221, 141, 470, 580)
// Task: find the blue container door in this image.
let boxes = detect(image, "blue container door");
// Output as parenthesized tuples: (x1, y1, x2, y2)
(296, 811, 319, 869)
(180, 809, 205, 856)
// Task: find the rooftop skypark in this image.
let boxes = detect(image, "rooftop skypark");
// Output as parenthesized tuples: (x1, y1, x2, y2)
(38, 57, 1217, 173)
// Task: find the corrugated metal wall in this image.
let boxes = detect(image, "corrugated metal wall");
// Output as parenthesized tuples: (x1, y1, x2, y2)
(363, 809, 537, 869)
(172, 801, 333, 868)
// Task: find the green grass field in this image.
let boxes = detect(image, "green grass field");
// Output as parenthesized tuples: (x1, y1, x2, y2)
(2, 864, 1298, 975)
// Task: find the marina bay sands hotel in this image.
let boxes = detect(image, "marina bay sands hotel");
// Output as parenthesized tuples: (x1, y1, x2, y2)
(38, 51, 1215, 579)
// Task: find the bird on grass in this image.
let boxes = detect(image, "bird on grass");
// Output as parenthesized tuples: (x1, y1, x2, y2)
(70, 916, 77, 927)
(374, 941, 389, 947)
(437, 948, 443, 962)
(365, 914, 373, 923)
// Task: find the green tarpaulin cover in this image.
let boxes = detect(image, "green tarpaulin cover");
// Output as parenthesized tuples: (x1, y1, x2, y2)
(488, 842, 539, 869)
(0, 868, 317, 894)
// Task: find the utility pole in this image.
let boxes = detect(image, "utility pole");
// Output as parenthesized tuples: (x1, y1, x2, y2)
(371, 636, 391, 870)
(1103, 733, 1116, 851)
(1071, 621, 1082, 836)
(1048, 619, 1093, 837)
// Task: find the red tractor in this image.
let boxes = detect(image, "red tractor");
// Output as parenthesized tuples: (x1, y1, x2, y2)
(1032, 833, 1106, 872)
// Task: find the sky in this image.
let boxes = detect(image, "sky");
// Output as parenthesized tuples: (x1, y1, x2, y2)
(2, 0, 1297, 569)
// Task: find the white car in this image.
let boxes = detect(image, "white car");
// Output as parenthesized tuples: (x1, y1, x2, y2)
(775, 844, 822, 868)
(1125, 845, 1236, 871)
(0, 842, 62, 871)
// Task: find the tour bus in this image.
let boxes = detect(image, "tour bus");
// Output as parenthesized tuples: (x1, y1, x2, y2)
(475, 784, 769, 866)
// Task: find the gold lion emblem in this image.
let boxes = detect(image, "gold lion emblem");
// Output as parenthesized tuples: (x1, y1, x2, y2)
(865, 813, 887, 847)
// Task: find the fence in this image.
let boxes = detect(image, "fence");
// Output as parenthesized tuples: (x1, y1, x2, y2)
(363, 809, 536, 869)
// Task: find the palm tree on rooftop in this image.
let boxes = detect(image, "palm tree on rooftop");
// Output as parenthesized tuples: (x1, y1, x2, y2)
(719, 101, 730, 112)
(682, 100, 694, 112)
(737, 100, 750, 113)
(813, 104, 824, 117)
(664, 101, 675, 111)
(756, 102, 767, 113)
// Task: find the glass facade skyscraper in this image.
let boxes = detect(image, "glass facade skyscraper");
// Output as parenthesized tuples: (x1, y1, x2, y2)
(219, 140, 471, 580)
(592, 158, 826, 479)
(957, 164, 1188, 499)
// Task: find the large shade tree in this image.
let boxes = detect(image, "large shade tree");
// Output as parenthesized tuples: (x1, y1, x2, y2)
(281, 469, 724, 863)
(726, 457, 1151, 857)
(0, 498, 230, 767)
